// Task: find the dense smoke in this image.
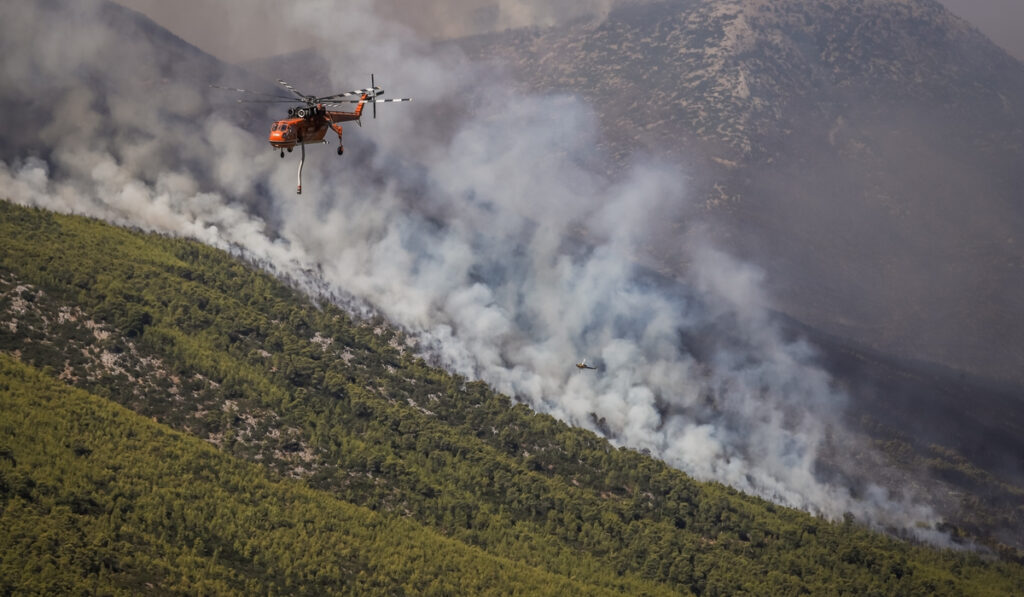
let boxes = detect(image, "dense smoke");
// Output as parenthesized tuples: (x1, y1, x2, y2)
(1, 0, 945, 538)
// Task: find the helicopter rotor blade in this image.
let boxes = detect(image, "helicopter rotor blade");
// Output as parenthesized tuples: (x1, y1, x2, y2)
(320, 98, 411, 111)
(209, 84, 296, 101)
(235, 98, 301, 104)
(215, 77, 408, 115)
(314, 86, 383, 102)
(328, 98, 412, 104)
(277, 79, 313, 102)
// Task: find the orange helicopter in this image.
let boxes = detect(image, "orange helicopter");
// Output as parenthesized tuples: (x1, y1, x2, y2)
(212, 74, 410, 194)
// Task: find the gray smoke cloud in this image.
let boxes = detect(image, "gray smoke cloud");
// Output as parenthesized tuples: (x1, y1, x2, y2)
(1, 0, 948, 541)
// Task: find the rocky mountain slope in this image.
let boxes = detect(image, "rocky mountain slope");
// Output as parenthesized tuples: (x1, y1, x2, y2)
(452, 0, 1024, 386)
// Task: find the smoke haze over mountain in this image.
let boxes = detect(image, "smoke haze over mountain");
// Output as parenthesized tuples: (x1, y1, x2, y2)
(113, 0, 618, 62)
(2, 0, 956, 539)
(116, 0, 1024, 63)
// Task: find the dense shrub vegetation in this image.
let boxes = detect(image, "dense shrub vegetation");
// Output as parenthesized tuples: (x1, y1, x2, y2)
(2, 200, 1022, 594)
(0, 355, 639, 595)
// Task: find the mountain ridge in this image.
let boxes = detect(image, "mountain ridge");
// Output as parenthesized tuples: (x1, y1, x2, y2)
(447, 0, 1024, 385)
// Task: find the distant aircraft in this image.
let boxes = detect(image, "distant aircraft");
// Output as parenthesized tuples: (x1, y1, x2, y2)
(211, 74, 410, 194)
(576, 359, 597, 370)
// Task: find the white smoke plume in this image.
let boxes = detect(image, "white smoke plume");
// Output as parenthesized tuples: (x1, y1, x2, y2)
(1, 0, 945, 538)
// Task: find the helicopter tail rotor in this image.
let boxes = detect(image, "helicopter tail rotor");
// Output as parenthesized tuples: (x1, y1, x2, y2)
(371, 74, 377, 119)
(322, 75, 410, 113)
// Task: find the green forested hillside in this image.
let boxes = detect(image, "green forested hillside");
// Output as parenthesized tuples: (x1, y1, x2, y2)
(1, 199, 1022, 595)
(0, 355, 642, 595)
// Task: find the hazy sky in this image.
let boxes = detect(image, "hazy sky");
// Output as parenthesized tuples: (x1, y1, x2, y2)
(116, 0, 1024, 63)
(938, 0, 1024, 61)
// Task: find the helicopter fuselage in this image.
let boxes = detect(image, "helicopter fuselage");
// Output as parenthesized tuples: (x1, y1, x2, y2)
(268, 100, 366, 150)
(269, 117, 329, 148)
